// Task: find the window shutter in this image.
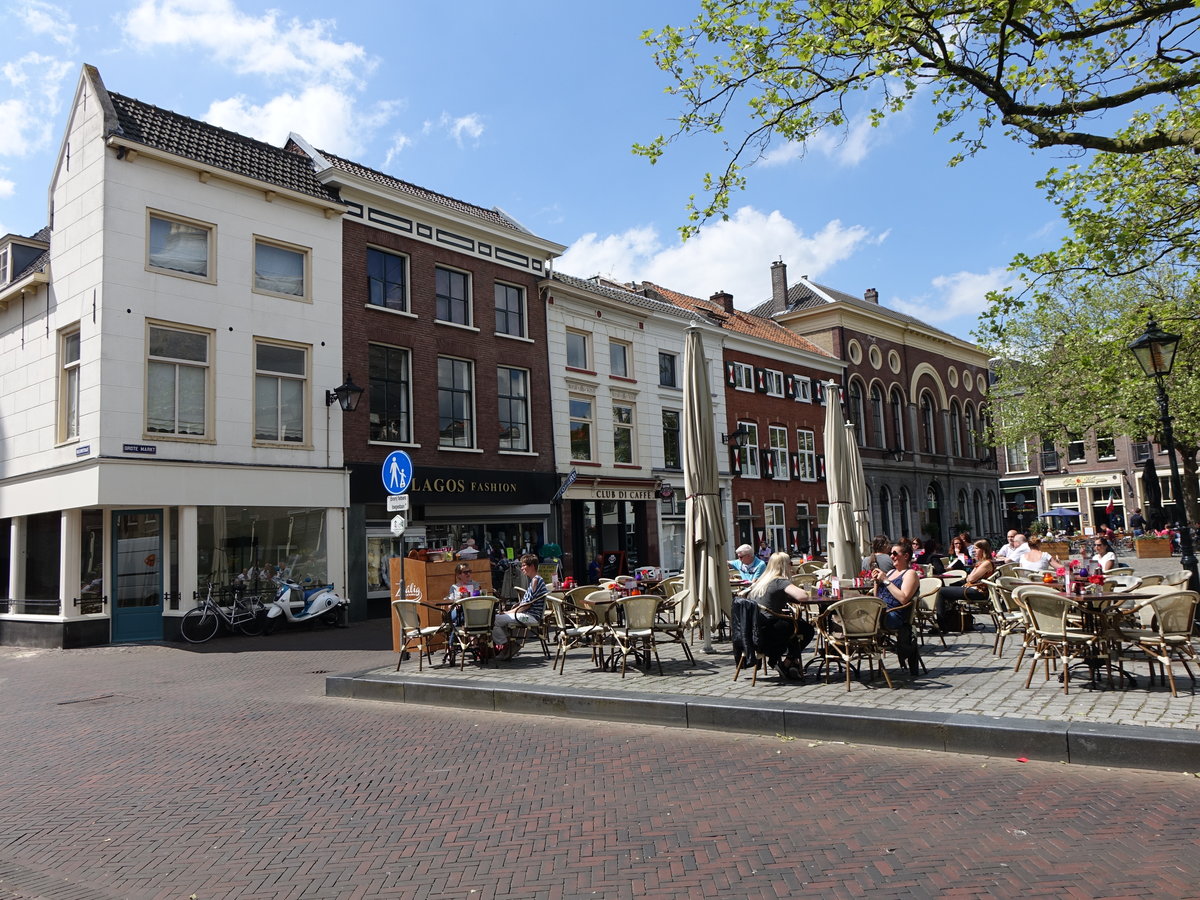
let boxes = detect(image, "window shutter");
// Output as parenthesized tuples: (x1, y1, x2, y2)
(817, 454, 826, 481)
(761, 446, 774, 477)
(725, 362, 737, 387)
(814, 380, 825, 404)
(785, 374, 795, 396)
(755, 367, 767, 393)
(731, 446, 743, 475)
(790, 453, 800, 478)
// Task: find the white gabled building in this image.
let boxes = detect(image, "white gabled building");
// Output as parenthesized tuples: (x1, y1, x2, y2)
(541, 272, 725, 579)
(0, 65, 348, 646)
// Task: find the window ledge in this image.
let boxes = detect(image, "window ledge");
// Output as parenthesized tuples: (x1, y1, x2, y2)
(435, 320, 480, 334)
(142, 434, 217, 445)
(438, 446, 484, 454)
(571, 460, 602, 467)
(565, 366, 596, 376)
(610, 375, 637, 384)
(498, 450, 539, 457)
(368, 439, 421, 448)
(496, 332, 534, 344)
(614, 463, 642, 470)
(252, 440, 314, 450)
(365, 304, 416, 319)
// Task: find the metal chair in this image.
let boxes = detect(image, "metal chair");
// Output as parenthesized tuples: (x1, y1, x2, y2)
(1121, 590, 1199, 696)
(392, 599, 450, 671)
(814, 596, 893, 691)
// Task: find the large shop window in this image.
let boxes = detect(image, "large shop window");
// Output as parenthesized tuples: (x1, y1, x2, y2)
(196, 506, 328, 593)
(23, 512, 61, 613)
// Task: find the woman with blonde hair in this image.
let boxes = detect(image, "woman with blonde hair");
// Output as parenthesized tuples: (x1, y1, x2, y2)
(746, 552, 815, 679)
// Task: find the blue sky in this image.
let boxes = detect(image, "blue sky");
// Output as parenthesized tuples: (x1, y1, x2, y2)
(0, 0, 1072, 341)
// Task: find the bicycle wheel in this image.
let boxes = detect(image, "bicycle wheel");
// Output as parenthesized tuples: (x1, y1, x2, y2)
(180, 606, 220, 643)
(236, 600, 265, 636)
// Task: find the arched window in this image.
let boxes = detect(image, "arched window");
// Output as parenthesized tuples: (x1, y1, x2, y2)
(974, 490, 984, 538)
(879, 485, 892, 537)
(920, 392, 937, 454)
(958, 489, 969, 528)
(965, 403, 978, 458)
(899, 487, 912, 538)
(870, 385, 885, 448)
(848, 381, 865, 446)
(890, 388, 905, 450)
(987, 491, 998, 535)
(949, 401, 963, 457)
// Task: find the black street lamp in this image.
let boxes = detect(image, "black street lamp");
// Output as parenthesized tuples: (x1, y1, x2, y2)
(325, 372, 364, 412)
(1128, 317, 1198, 592)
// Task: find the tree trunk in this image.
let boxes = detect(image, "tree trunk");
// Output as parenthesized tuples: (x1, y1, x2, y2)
(1180, 444, 1199, 526)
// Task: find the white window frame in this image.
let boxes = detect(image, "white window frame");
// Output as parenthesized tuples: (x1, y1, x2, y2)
(765, 503, 786, 555)
(435, 265, 473, 328)
(58, 326, 81, 443)
(795, 378, 812, 403)
(494, 281, 526, 338)
(740, 420, 760, 478)
(769, 425, 789, 481)
(1005, 439, 1029, 473)
(1067, 434, 1087, 463)
(732, 362, 754, 392)
(0, 246, 8, 284)
(569, 394, 594, 461)
(366, 246, 409, 313)
(566, 330, 591, 370)
(146, 322, 212, 440)
(498, 365, 531, 452)
(253, 236, 309, 300)
(437, 356, 476, 448)
(609, 339, 632, 379)
(764, 369, 784, 397)
(796, 428, 817, 481)
(147, 209, 215, 282)
(368, 343, 412, 445)
(1097, 433, 1116, 460)
(613, 402, 636, 464)
(253, 338, 308, 445)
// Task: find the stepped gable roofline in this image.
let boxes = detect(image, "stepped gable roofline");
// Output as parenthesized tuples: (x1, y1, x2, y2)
(641, 281, 835, 358)
(99, 85, 340, 204)
(548, 271, 703, 323)
(300, 142, 536, 237)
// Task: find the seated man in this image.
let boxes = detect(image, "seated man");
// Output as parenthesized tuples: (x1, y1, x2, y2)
(729, 543, 766, 582)
(492, 553, 547, 654)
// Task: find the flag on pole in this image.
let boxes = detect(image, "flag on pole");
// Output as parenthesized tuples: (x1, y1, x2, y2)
(1105, 490, 1115, 517)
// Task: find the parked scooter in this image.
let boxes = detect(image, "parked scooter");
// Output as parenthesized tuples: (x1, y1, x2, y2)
(264, 575, 347, 631)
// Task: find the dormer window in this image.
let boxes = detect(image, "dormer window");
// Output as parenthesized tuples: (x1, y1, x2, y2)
(0, 247, 8, 285)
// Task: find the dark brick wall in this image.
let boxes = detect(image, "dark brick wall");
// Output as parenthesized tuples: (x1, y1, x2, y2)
(340, 220, 555, 477)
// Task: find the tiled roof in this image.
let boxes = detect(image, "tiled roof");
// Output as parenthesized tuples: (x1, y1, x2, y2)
(549, 271, 703, 322)
(105, 92, 341, 203)
(750, 278, 927, 330)
(312, 149, 528, 233)
(638, 281, 835, 358)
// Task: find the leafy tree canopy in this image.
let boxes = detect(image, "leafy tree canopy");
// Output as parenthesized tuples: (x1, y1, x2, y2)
(636, 0, 1200, 236)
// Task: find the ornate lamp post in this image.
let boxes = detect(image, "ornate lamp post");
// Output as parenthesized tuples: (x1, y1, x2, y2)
(1128, 317, 1198, 592)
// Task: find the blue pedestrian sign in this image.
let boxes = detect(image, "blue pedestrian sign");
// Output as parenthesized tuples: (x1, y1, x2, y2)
(381, 450, 414, 494)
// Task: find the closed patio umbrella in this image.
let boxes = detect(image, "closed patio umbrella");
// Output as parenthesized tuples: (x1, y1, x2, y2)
(823, 381, 860, 579)
(680, 327, 732, 651)
(1143, 457, 1167, 529)
(844, 421, 872, 560)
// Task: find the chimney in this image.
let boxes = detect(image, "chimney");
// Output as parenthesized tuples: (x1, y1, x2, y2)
(771, 260, 788, 306)
(864, 287, 879, 304)
(710, 290, 734, 314)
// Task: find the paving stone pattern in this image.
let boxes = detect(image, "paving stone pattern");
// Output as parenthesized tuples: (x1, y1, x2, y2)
(1, 629, 1199, 899)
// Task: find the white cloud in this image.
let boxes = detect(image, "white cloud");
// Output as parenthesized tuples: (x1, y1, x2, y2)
(559, 207, 880, 307)
(0, 54, 73, 157)
(122, 0, 371, 85)
(206, 84, 378, 156)
(892, 267, 1013, 324)
(15, 2, 76, 46)
(0, 99, 52, 157)
(382, 133, 413, 169)
(447, 113, 484, 146)
(0, 178, 15, 198)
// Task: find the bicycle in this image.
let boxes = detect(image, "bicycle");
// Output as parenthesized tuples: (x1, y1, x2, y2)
(179, 583, 266, 643)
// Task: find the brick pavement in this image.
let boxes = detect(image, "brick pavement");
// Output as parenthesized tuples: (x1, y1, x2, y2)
(1, 629, 1200, 899)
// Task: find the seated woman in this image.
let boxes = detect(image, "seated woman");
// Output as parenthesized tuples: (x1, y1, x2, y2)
(1092, 537, 1118, 572)
(744, 552, 816, 680)
(492, 554, 547, 656)
(444, 562, 481, 629)
(945, 534, 972, 571)
(936, 539, 995, 632)
(1018, 537, 1058, 572)
(861, 534, 892, 574)
(871, 542, 921, 675)
(912, 536, 944, 575)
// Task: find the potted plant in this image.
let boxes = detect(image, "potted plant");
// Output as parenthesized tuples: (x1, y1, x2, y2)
(1134, 532, 1174, 558)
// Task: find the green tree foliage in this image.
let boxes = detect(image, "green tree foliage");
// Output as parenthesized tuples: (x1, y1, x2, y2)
(636, 0, 1200, 236)
(979, 267, 1200, 523)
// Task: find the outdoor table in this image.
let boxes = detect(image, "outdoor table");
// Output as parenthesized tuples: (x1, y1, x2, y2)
(1059, 591, 1149, 687)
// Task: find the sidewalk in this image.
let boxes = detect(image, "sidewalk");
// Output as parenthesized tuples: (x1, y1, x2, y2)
(329, 555, 1200, 771)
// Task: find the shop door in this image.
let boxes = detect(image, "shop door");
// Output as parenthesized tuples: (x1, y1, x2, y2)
(111, 510, 164, 642)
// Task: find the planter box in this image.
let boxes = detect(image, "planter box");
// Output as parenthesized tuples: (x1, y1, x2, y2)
(1135, 539, 1173, 559)
(1042, 542, 1070, 560)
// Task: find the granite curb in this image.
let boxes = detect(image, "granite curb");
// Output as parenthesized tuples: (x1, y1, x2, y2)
(326, 670, 1200, 772)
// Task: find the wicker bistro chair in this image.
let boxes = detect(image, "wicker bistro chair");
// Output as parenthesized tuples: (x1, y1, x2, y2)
(565, 584, 602, 604)
(392, 599, 451, 671)
(545, 596, 604, 674)
(1163, 570, 1193, 588)
(608, 594, 664, 677)
(1119, 590, 1199, 696)
(980, 579, 1025, 657)
(915, 577, 947, 646)
(450, 596, 499, 669)
(814, 596, 894, 691)
(651, 596, 697, 667)
(1020, 590, 1099, 694)
(939, 570, 966, 585)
